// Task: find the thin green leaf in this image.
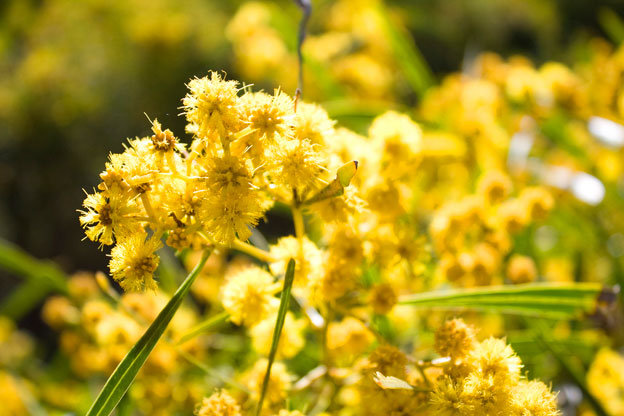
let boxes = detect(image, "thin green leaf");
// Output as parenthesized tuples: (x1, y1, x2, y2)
(176, 311, 229, 345)
(0, 279, 52, 320)
(0, 238, 69, 319)
(375, 6, 434, 97)
(256, 258, 296, 416)
(86, 247, 213, 416)
(0, 238, 68, 293)
(177, 348, 252, 394)
(399, 282, 603, 318)
(116, 392, 133, 416)
(156, 245, 184, 294)
(322, 99, 397, 121)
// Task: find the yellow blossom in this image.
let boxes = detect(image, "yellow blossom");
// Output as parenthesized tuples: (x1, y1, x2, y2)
(195, 390, 242, 416)
(109, 232, 162, 292)
(221, 266, 279, 327)
(79, 190, 142, 246)
(183, 71, 242, 141)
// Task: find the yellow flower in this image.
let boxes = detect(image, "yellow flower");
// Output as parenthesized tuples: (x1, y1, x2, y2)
(149, 118, 179, 152)
(520, 187, 554, 221)
(326, 224, 364, 267)
(0, 372, 28, 416)
(269, 236, 324, 288)
(587, 348, 624, 415)
(368, 111, 422, 181)
(367, 345, 408, 379)
(120, 137, 159, 192)
(461, 372, 512, 415)
(368, 283, 397, 315)
(199, 154, 253, 197)
(241, 90, 294, 144)
(477, 170, 512, 205)
(79, 190, 142, 247)
(94, 312, 141, 347)
(429, 377, 469, 416)
(183, 71, 242, 140)
(221, 266, 279, 327)
(201, 191, 267, 244)
(41, 296, 80, 329)
(496, 199, 528, 234)
(293, 102, 335, 146)
(99, 153, 130, 192)
(195, 390, 242, 416)
(507, 255, 538, 284)
(274, 138, 327, 194)
(318, 259, 358, 302)
(509, 380, 560, 416)
(109, 232, 162, 292)
(434, 318, 477, 361)
(468, 338, 522, 385)
(327, 317, 374, 360)
(242, 359, 293, 407)
(311, 186, 366, 224)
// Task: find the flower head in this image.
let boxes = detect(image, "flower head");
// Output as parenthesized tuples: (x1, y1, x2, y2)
(79, 191, 142, 247)
(183, 72, 242, 140)
(221, 266, 279, 326)
(242, 90, 294, 144)
(109, 233, 162, 292)
(195, 390, 242, 416)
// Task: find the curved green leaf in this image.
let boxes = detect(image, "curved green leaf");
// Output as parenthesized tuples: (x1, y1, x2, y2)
(399, 282, 604, 318)
(86, 248, 213, 416)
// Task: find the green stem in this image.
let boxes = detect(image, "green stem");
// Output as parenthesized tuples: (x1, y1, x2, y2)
(232, 239, 277, 263)
(176, 311, 229, 345)
(292, 205, 305, 241)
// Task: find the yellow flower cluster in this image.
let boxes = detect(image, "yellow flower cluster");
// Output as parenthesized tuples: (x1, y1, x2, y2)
(353, 319, 559, 416)
(431, 176, 553, 287)
(70, 41, 624, 414)
(79, 71, 343, 292)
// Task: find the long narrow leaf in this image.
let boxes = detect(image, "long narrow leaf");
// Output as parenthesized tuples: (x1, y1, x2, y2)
(375, 6, 434, 97)
(0, 280, 52, 319)
(0, 238, 68, 293)
(176, 311, 229, 345)
(0, 238, 69, 319)
(86, 247, 213, 416)
(399, 282, 603, 318)
(256, 258, 296, 416)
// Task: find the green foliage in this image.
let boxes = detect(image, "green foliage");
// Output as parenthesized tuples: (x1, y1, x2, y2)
(256, 258, 296, 416)
(400, 282, 604, 318)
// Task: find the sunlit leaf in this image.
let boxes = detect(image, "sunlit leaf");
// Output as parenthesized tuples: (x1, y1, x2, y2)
(256, 258, 296, 416)
(400, 282, 604, 318)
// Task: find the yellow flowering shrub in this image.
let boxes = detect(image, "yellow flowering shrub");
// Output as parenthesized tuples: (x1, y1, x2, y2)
(1, 2, 622, 415)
